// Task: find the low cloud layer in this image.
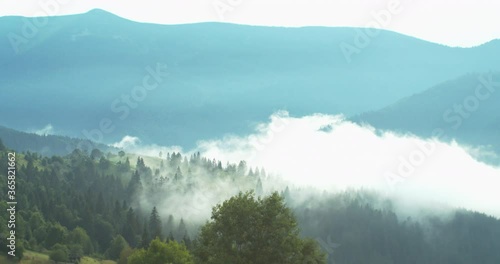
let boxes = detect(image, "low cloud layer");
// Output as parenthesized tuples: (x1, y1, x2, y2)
(195, 112, 500, 218)
(113, 112, 500, 218)
(112, 135, 183, 156)
(32, 124, 54, 136)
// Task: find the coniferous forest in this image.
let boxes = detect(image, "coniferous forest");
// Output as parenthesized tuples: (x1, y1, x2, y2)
(1, 138, 500, 263)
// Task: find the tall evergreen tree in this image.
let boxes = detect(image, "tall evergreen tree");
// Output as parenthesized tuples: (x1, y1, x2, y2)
(123, 208, 140, 247)
(174, 166, 183, 182)
(176, 218, 187, 241)
(140, 223, 151, 249)
(149, 207, 162, 240)
(126, 170, 143, 201)
(256, 178, 264, 196)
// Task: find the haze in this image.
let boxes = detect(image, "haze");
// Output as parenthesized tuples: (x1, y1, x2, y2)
(1, 0, 500, 47)
(113, 112, 500, 219)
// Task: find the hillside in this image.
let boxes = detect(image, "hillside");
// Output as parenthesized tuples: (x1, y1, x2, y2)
(1, 10, 500, 147)
(1, 147, 500, 263)
(353, 72, 500, 160)
(0, 125, 117, 156)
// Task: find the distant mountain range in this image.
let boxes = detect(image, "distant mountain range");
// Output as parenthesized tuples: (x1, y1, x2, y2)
(353, 72, 500, 161)
(1, 9, 499, 148)
(0, 125, 116, 156)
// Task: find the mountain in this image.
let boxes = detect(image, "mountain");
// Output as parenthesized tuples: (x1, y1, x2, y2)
(1, 9, 500, 148)
(0, 125, 117, 156)
(352, 72, 500, 159)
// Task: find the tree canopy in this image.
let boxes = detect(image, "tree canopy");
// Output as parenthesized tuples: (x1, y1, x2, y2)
(128, 238, 194, 264)
(194, 191, 326, 264)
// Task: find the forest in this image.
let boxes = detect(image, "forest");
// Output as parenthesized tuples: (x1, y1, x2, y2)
(1, 138, 500, 263)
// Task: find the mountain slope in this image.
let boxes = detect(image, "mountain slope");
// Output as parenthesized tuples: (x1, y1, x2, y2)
(353, 72, 500, 158)
(1, 9, 500, 148)
(0, 125, 116, 156)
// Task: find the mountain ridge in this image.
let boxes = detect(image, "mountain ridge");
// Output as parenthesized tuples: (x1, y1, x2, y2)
(352, 72, 500, 161)
(0, 125, 117, 156)
(1, 10, 500, 148)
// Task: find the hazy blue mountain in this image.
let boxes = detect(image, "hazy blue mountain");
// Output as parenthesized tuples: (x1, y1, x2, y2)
(1, 9, 499, 148)
(353, 72, 500, 159)
(0, 125, 116, 156)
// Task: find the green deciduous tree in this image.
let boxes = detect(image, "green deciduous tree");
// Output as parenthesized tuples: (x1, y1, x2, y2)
(106, 235, 129, 260)
(194, 191, 326, 264)
(67, 226, 94, 254)
(128, 238, 194, 264)
(45, 223, 68, 249)
(49, 243, 69, 262)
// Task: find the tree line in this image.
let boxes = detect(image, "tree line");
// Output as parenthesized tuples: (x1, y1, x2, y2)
(1, 138, 500, 263)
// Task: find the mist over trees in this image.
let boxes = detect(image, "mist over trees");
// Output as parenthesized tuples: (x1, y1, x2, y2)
(1, 142, 500, 263)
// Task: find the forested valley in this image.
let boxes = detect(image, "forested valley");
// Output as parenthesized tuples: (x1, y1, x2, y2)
(1, 138, 500, 264)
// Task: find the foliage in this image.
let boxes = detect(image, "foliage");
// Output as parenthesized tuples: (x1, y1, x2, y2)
(1, 144, 500, 263)
(195, 191, 326, 263)
(49, 243, 69, 262)
(106, 235, 129, 260)
(128, 238, 194, 264)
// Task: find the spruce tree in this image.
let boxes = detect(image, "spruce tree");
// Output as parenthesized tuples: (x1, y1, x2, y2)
(149, 207, 162, 240)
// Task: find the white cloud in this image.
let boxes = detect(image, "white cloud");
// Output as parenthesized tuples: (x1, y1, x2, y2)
(194, 112, 500, 218)
(111, 135, 183, 157)
(111, 135, 141, 149)
(108, 112, 500, 219)
(33, 124, 54, 135)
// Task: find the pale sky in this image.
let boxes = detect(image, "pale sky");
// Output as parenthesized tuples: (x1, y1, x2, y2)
(1, 0, 500, 47)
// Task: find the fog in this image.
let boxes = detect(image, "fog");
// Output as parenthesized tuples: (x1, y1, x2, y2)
(195, 112, 500, 218)
(115, 111, 500, 219)
(32, 123, 55, 136)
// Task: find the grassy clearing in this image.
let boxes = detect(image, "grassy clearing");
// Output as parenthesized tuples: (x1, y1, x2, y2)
(0, 250, 117, 264)
(20, 250, 50, 264)
(80, 256, 117, 264)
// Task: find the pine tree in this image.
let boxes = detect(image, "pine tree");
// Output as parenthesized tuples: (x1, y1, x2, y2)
(123, 208, 140, 247)
(237, 160, 247, 176)
(96, 192, 105, 215)
(140, 222, 151, 249)
(113, 200, 122, 225)
(165, 215, 175, 235)
(176, 218, 187, 241)
(182, 231, 192, 250)
(126, 171, 142, 201)
(256, 178, 264, 196)
(149, 207, 162, 240)
(167, 231, 175, 242)
(174, 167, 183, 182)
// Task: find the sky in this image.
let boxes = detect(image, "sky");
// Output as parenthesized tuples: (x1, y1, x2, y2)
(1, 0, 500, 47)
